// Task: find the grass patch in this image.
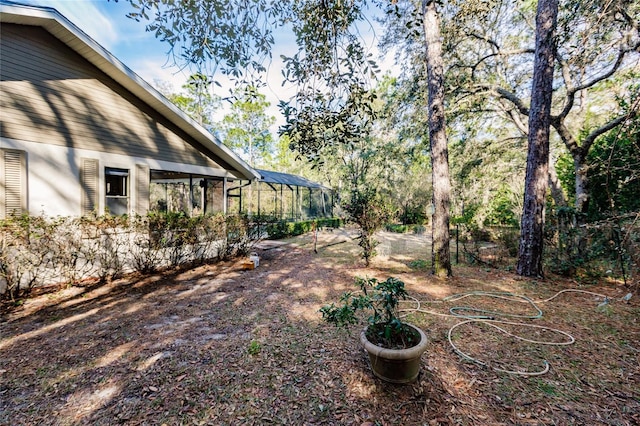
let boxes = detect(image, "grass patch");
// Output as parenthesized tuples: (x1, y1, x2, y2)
(408, 259, 430, 270)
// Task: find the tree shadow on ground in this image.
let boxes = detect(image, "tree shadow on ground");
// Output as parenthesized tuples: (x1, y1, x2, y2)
(2, 232, 638, 425)
(1, 243, 464, 425)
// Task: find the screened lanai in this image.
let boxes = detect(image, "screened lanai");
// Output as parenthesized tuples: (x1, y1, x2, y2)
(149, 171, 228, 216)
(227, 169, 334, 220)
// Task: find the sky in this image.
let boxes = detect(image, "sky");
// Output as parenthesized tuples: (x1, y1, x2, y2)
(21, 1, 188, 87)
(17, 0, 393, 132)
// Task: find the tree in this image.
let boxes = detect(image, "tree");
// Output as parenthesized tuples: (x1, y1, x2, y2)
(549, 1, 639, 215)
(122, 0, 283, 79)
(156, 73, 221, 131)
(516, 0, 558, 277)
(557, 93, 640, 219)
(344, 188, 393, 266)
(422, 0, 452, 276)
(278, 1, 378, 165)
(446, 0, 640, 217)
(219, 86, 275, 167)
(120, 0, 454, 274)
(378, 1, 454, 275)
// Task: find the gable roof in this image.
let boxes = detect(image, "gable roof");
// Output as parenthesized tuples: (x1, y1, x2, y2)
(0, 0, 261, 181)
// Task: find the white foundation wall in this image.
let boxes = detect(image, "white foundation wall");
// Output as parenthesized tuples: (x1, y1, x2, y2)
(1, 137, 235, 217)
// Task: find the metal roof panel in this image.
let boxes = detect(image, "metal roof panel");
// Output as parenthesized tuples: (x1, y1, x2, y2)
(256, 169, 329, 190)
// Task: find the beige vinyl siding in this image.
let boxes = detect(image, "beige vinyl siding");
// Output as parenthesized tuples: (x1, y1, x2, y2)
(0, 149, 27, 218)
(80, 158, 99, 216)
(135, 163, 150, 215)
(0, 24, 233, 171)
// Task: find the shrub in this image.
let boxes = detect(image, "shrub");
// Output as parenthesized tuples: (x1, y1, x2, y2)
(87, 215, 131, 281)
(219, 214, 260, 260)
(0, 211, 342, 300)
(320, 276, 419, 349)
(262, 218, 343, 240)
(545, 209, 639, 282)
(1, 211, 259, 299)
(343, 189, 392, 266)
(412, 225, 426, 235)
(0, 215, 57, 301)
(386, 224, 409, 233)
(129, 215, 163, 273)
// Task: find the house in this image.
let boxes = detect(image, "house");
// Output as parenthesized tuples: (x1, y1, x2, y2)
(0, 1, 261, 219)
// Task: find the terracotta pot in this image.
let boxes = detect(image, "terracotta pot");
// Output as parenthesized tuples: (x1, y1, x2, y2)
(360, 323, 428, 384)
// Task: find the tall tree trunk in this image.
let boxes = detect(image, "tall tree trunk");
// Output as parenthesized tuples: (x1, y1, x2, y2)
(422, 0, 452, 277)
(517, 0, 559, 277)
(548, 156, 567, 208)
(573, 152, 589, 215)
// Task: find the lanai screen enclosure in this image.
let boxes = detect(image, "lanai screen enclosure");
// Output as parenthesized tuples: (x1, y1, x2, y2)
(228, 169, 334, 220)
(148, 169, 333, 220)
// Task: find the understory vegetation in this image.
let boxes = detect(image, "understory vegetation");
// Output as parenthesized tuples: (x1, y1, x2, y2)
(4, 205, 636, 302)
(0, 213, 344, 301)
(383, 210, 639, 288)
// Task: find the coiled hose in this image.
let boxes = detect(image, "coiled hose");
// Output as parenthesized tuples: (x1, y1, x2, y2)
(399, 289, 615, 376)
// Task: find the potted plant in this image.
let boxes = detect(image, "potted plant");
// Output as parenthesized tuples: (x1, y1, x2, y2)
(320, 276, 428, 384)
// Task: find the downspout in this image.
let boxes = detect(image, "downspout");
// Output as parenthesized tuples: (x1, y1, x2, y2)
(223, 178, 227, 215)
(189, 174, 193, 217)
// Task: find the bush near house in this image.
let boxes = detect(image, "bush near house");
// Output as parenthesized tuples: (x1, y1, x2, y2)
(0, 213, 344, 301)
(262, 217, 343, 239)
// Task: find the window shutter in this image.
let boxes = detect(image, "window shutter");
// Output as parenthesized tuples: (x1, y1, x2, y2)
(135, 164, 150, 215)
(1, 149, 27, 218)
(80, 158, 99, 216)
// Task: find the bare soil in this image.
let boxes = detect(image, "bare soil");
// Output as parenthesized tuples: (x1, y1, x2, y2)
(1, 228, 638, 425)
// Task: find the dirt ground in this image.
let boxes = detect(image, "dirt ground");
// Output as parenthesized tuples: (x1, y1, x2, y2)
(1, 228, 639, 425)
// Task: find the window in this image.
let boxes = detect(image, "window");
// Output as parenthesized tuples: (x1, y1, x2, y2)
(105, 167, 129, 215)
